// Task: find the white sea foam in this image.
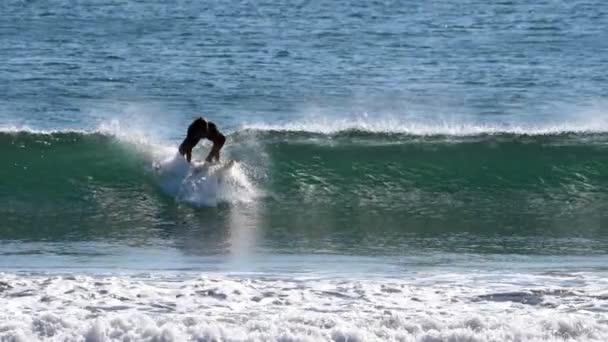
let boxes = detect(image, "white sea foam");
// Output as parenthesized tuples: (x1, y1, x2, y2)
(0, 125, 90, 135)
(243, 119, 608, 136)
(1, 271, 607, 341)
(154, 154, 259, 207)
(241, 108, 608, 136)
(5, 106, 608, 138)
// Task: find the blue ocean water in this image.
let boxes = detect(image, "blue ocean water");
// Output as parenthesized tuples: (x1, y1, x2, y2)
(3, 0, 607, 132)
(2, 1, 608, 340)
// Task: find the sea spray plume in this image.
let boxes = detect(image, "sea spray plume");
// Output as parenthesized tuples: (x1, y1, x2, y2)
(158, 159, 258, 208)
(152, 149, 261, 207)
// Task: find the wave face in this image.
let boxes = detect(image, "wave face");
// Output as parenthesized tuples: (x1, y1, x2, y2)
(233, 130, 608, 235)
(3, 129, 608, 249)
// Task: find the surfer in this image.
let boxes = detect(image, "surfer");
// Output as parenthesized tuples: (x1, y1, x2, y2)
(178, 117, 226, 163)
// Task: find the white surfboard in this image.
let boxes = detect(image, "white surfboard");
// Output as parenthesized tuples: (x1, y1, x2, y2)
(190, 159, 237, 175)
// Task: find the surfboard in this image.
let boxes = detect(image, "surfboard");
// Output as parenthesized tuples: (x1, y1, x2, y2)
(154, 155, 250, 206)
(190, 159, 237, 174)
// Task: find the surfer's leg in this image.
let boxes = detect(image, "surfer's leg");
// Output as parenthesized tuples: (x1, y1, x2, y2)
(205, 122, 226, 162)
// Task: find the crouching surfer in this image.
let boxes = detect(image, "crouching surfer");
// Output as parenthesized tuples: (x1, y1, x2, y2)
(178, 117, 226, 163)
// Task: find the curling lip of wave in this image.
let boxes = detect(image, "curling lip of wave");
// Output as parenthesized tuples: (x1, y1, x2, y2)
(5, 115, 608, 137)
(240, 118, 608, 136)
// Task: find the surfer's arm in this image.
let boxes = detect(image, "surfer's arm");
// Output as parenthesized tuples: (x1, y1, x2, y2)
(179, 139, 196, 163)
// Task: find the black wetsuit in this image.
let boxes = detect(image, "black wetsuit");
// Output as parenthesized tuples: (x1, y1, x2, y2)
(179, 117, 225, 163)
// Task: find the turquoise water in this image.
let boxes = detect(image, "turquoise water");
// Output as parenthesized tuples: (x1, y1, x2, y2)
(2, 1, 608, 340)
(3, 130, 608, 261)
